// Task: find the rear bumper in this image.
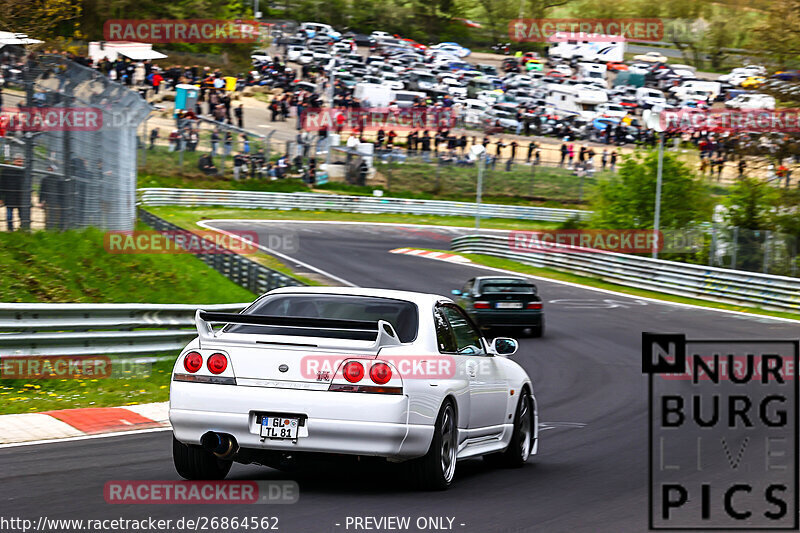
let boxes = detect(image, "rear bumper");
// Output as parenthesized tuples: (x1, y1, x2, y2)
(170, 382, 434, 460)
(471, 310, 543, 328)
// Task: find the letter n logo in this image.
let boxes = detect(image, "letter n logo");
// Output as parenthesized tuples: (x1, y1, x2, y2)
(642, 332, 686, 374)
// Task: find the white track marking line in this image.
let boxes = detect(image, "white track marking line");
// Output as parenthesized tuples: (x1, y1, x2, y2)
(0, 427, 172, 449)
(198, 221, 358, 287)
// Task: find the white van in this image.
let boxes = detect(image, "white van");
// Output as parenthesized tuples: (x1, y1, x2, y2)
(635, 87, 667, 109)
(300, 22, 340, 40)
(354, 83, 395, 108)
(546, 84, 608, 119)
(670, 80, 722, 100)
(461, 99, 489, 124)
(547, 32, 625, 63)
(393, 90, 427, 108)
(724, 93, 776, 110)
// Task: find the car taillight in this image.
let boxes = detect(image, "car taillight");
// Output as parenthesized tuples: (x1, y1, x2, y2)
(343, 361, 365, 383)
(527, 302, 542, 309)
(207, 353, 228, 374)
(183, 352, 203, 373)
(370, 362, 392, 385)
(474, 301, 491, 309)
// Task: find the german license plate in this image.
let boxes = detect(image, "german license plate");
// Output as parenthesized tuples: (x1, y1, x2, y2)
(496, 302, 523, 309)
(260, 416, 300, 439)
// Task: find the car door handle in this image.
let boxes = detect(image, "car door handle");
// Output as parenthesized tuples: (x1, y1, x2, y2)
(466, 360, 477, 378)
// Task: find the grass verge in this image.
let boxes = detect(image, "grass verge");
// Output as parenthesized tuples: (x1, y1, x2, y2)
(0, 225, 255, 303)
(0, 358, 173, 415)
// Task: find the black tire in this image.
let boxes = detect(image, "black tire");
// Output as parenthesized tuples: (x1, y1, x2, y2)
(172, 435, 233, 480)
(484, 389, 534, 468)
(408, 400, 458, 490)
(529, 319, 544, 338)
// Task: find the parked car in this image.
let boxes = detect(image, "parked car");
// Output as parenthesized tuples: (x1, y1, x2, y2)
(633, 51, 668, 63)
(740, 76, 767, 89)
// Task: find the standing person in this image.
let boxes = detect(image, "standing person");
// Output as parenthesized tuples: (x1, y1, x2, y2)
(233, 152, 246, 181)
(269, 99, 279, 122)
(223, 131, 233, 157)
(149, 127, 159, 150)
(459, 134, 467, 155)
(376, 129, 386, 151)
(39, 168, 64, 230)
(408, 131, 418, 154)
(601, 148, 608, 171)
(307, 158, 317, 186)
(495, 138, 505, 158)
(241, 135, 250, 155)
(738, 158, 746, 178)
(210, 129, 220, 157)
(234, 104, 244, 129)
(387, 130, 397, 149)
(527, 140, 536, 162)
(151, 68, 163, 95)
(559, 143, 568, 167)
(420, 131, 431, 160)
(567, 143, 575, 169)
(610, 150, 617, 172)
(509, 140, 518, 161)
(0, 154, 24, 231)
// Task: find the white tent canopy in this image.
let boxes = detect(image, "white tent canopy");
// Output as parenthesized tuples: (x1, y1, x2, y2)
(0, 31, 43, 45)
(88, 41, 167, 62)
(118, 48, 167, 60)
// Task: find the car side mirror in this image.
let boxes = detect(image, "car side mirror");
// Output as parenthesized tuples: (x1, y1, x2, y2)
(451, 289, 462, 296)
(491, 337, 518, 356)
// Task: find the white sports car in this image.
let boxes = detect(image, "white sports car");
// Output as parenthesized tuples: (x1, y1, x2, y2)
(170, 287, 538, 490)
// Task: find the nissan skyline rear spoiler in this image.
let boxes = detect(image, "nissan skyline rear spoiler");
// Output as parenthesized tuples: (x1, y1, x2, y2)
(194, 310, 402, 350)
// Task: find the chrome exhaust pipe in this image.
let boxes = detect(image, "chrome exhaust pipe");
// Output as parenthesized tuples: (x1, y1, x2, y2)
(201, 432, 239, 459)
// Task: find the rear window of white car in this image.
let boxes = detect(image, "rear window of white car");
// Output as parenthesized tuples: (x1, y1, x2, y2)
(233, 294, 419, 342)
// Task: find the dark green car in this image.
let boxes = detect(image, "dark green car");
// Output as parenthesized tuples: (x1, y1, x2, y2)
(452, 276, 544, 337)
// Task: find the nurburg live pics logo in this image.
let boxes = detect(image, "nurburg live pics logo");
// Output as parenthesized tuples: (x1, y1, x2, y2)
(642, 332, 799, 530)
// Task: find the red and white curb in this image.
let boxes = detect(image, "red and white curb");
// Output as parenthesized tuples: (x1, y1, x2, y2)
(0, 402, 170, 445)
(389, 248, 471, 263)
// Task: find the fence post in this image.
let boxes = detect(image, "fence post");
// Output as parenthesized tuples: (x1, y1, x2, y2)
(763, 230, 771, 274)
(731, 226, 739, 270)
(708, 223, 716, 266)
(529, 161, 535, 196)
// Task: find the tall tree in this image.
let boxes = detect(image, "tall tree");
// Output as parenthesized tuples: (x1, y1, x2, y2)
(590, 149, 711, 230)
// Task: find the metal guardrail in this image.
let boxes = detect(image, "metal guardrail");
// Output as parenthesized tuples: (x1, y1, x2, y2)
(137, 188, 591, 222)
(138, 208, 304, 294)
(0, 303, 247, 356)
(450, 234, 800, 313)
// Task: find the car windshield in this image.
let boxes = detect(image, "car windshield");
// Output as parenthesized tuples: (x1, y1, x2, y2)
(479, 279, 536, 294)
(231, 294, 419, 342)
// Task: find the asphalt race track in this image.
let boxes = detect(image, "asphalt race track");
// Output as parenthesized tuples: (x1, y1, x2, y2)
(1, 221, 797, 533)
